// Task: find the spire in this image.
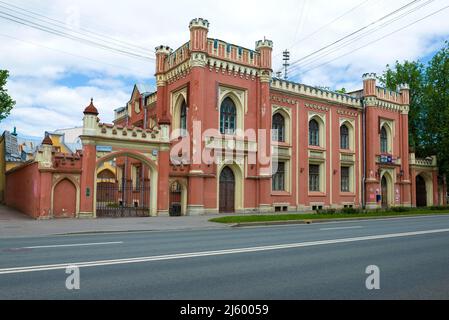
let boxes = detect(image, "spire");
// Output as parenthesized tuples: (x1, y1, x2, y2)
(83, 98, 99, 116)
(42, 133, 53, 146)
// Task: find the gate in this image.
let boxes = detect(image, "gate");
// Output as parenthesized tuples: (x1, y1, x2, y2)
(96, 180, 151, 218)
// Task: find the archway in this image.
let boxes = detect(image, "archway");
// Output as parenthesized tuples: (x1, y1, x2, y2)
(95, 151, 158, 218)
(219, 166, 235, 213)
(415, 172, 434, 207)
(169, 180, 187, 216)
(381, 176, 389, 209)
(416, 175, 427, 207)
(53, 179, 77, 218)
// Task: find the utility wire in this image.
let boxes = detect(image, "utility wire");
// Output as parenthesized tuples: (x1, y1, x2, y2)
(0, 11, 155, 62)
(289, 3, 449, 78)
(0, 0, 154, 57)
(286, 0, 422, 70)
(0, 32, 148, 74)
(289, 0, 436, 73)
(274, 0, 372, 59)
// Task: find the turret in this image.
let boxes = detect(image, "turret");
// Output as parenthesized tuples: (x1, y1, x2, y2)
(189, 18, 209, 52)
(399, 83, 410, 106)
(256, 39, 273, 71)
(83, 98, 99, 136)
(155, 45, 172, 76)
(362, 73, 377, 97)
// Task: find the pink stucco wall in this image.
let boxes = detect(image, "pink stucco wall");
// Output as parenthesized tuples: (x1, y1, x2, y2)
(5, 162, 42, 218)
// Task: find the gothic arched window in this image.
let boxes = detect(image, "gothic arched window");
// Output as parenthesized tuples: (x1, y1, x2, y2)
(180, 100, 187, 133)
(380, 126, 388, 153)
(340, 125, 349, 150)
(272, 113, 285, 142)
(220, 97, 237, 135)
(309, 119, 320, 146)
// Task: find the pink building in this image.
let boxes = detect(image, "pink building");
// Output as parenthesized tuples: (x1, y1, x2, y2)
(3, 18, 447, 219)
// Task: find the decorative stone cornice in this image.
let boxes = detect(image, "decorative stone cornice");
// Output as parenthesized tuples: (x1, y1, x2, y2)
(166, 60, 191, 84)
(255, 39, 274, 50)
(207, 57, 259, 80)
(271, 78, 362, 109)
(259, 70, 272, 83)
(190, 52, 207, 68)
(305, 103, 330, 112)
(189, 18, 210, 30)
(156, 75, 167, 87)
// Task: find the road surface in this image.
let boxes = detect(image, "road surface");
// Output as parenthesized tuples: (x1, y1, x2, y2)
(1, 215, 449, 299)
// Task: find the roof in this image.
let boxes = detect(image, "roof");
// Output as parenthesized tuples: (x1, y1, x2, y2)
(84, 98, 99, 115)
(3, 131, 41, 162)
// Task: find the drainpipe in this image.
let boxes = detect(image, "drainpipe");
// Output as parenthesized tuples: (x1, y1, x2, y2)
(362, 98, 367, 209)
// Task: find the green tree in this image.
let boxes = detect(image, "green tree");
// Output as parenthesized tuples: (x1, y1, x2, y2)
(380, 41, 449, 179)
(423, 42, 449, 178)
(0, 70, 15, 122)
(379, 60, 425, 153)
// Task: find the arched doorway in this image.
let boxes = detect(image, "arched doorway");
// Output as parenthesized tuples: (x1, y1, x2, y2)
(95, 151, 158, 218)
(381, 176, 389, 209)
(53, 179, 77, 218)
(220, 167, 235, 213)
(169, 181, 182, 216)
(416, 175, 427, 207)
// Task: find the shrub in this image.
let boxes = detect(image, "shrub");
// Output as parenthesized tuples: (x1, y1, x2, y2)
(317, 209, 337, 215)
(340, 207, 360, 214)
(391, 207, 410, 213)
(430, 206, 449, 211)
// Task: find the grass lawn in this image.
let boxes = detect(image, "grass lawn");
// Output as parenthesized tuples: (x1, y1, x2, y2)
(209, 209, 449, 224)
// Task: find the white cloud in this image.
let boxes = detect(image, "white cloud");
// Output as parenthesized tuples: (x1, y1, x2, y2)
(1, 0, 449, 136)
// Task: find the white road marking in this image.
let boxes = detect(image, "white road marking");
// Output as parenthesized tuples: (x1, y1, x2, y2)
(320, 226, 363, 231)
(17, 242, 123, 250)
(1, 228, 449, 275)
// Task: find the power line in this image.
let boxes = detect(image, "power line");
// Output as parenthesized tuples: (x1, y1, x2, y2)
(275, 0, 372, 59)
(0, 32, 148, 74)
(0, 11, 155, 62)
(289, 3, 449, 78)
(286, 0, 422, 70)
(0, 0, 155, 57)
(289, 0, 436, 73)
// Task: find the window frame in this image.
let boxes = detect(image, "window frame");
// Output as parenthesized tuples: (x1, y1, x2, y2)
(340, 125, 350, 150)
(220, 97, 237, 135)
(272, 113, 286, 142)
(309, 164, 320, 192)
(272, 161, 286, 192)
(309, 119, 320, 147)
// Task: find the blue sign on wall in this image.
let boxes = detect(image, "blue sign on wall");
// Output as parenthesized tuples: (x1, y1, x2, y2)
(96, 146, 113, 152)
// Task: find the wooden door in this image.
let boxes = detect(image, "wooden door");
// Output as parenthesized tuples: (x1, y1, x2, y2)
(219, 167, 235, 213)
(416, 175, 427, 207)
(381, 176, 388, 208)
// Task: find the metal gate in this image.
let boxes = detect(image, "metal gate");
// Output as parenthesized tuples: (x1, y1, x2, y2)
(96, 181, 151, 218)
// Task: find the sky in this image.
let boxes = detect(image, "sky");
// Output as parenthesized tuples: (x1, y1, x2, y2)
(0, 0, 448, 137)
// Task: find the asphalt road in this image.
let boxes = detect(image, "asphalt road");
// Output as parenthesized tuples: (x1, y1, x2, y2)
(1, 215, 449, 300)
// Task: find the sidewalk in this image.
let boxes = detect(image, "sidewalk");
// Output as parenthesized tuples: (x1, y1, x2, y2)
(0, 205, 230, 239)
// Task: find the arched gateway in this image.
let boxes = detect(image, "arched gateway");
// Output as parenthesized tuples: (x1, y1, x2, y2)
(79, 99, 171, 218)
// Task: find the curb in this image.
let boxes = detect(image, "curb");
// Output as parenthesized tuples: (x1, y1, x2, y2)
(229, 213, 449, 228)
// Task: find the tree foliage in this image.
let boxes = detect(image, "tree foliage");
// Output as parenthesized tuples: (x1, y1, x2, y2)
(380, 41, 449, 179)
(0, 70, 15, 122)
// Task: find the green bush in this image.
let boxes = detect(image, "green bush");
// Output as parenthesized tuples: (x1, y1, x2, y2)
(391, 207, 410, 213)
(430, 206, 449, 211)
(340, 207, 360, 214)
(316, 209, 337, 215)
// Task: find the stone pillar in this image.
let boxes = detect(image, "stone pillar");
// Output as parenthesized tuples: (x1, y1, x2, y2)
(37, 135, 54, 219)
(399, 84, 411, 206)
(363, 73, 379, 208)
(155, 46, 172, 124)
(80, 99, 99, 218)
(256, 39, 274, 212)
(157, 124, 170, 216)
(186, 18, 209, 215)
